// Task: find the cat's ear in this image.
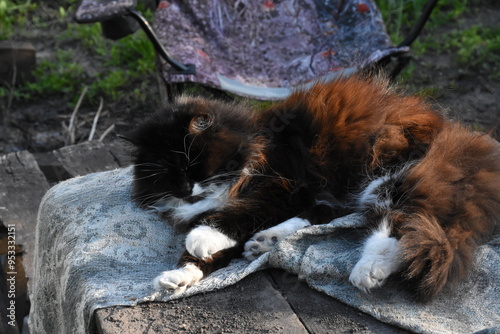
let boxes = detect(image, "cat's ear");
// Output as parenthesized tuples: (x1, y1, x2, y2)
(189, 113, 214, 134)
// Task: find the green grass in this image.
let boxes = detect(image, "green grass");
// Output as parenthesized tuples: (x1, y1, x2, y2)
(1, 0, 157, 106)
(446, 25, 500, 77)
(402, 23, 500, 80)
(0, 0, 38, 40)
(25, 50, 85, 96)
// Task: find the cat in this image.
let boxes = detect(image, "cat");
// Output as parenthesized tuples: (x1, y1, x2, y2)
(125, 75, 500, 301)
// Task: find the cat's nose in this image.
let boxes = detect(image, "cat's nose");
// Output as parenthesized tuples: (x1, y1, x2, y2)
(176, 181, 193, 198)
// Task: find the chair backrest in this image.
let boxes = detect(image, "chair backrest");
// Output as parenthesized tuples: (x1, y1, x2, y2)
(152, 0, 408, 99)
(75, 0, 439, 100)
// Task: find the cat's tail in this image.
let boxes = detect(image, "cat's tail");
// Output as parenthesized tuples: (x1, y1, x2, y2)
(399, 213, 474, 301)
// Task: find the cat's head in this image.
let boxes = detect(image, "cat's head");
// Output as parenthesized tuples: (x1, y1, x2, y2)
(123, 96, 254, 207)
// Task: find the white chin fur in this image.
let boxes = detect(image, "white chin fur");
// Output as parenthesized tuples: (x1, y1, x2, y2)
(150, 183, 230, 222)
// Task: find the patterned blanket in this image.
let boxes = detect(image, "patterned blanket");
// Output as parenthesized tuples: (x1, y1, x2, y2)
(29, 167, 499, 333)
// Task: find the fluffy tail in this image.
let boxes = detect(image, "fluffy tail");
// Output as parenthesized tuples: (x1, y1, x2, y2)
(399, 213, 474, 301)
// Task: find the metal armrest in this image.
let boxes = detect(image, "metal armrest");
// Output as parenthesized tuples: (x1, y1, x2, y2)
(398, 0, 439, 47)
(74, 0, 195, 74)
(127, 9, 196, 75)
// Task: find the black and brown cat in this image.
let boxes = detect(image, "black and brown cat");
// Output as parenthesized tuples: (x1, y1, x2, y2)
(125, 75, 500, 301)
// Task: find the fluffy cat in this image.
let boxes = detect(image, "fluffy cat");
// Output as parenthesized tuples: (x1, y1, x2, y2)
(125, 75, 500, 300)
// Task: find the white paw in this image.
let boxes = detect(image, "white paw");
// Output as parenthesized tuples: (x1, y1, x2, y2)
(186, 225, 237, 259)
(243, 217, 310, 261)
(349, 255, 395, 292)
(153, 263, 203, 294)
(349, 229, 402, 292)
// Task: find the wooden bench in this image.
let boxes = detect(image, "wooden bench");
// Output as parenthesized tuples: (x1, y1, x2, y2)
(0, 141, 408, 333)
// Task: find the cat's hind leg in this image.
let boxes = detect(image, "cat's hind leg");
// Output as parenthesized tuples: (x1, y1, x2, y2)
(243, 217, 311, 261)
(349, 220, 402, 292)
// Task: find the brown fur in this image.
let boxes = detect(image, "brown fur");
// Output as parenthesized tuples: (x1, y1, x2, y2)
(387, 123, 500, 300)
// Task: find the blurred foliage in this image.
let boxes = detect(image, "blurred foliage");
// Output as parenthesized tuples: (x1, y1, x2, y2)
(376, 0, 499, 81)
(1, 0, 156, 105)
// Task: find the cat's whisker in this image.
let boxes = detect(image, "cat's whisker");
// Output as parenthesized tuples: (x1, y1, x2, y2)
(170, 149, 189, 162)
(135, 190, 174, 204)
(188, 161, 203, 167)
(237, 172, 293, 182)
(133, 162, 163, 168)
(183, 133, 196, 165)
(133, 171, 169, 181)
(228, 142, 244, 160)
(134, 167, 167, 173)
(189, 142, 206, 167)
(186, 134, 196, 164)
(200, 171, 241, 184)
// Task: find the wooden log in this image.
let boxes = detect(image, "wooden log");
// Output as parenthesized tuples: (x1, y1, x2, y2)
(106, 140, 133, 167)
(32, 151, 72, 184)
(53, 141, 120, 177)
(95, 271, 307, 334)
(0, 151, 50, 332)
(34, 140, 131, 184)
(0, 151, 50, 279)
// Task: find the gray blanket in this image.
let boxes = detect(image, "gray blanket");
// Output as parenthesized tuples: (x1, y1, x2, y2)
(29, 167, 500, 334)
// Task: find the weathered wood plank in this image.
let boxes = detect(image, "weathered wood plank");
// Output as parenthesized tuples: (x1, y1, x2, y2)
(106, 140, 133, 167)
(95, 271, 308, 334)
(0, 151, 50, 279)
(0, 151, 49, 332)
(32, 151, 71, 184)
(268, 269, 409, 333)
(53, 141, 120, 177)
(33, 140, 131, 184)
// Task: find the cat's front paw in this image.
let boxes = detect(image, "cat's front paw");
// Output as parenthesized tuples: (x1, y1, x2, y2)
(186, 225, 237, 259)
(349, 231, 401, 292)
(153, 264, 203, 294)
(243, 217, 310, 261)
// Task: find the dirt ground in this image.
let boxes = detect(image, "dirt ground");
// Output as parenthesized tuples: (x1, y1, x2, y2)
(0, 2, 498, 155)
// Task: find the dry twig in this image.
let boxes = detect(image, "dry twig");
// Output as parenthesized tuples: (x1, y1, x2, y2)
(88, 97, 104, 141)
(99, 124, 115, 142)
(65, 86, 88, 146)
